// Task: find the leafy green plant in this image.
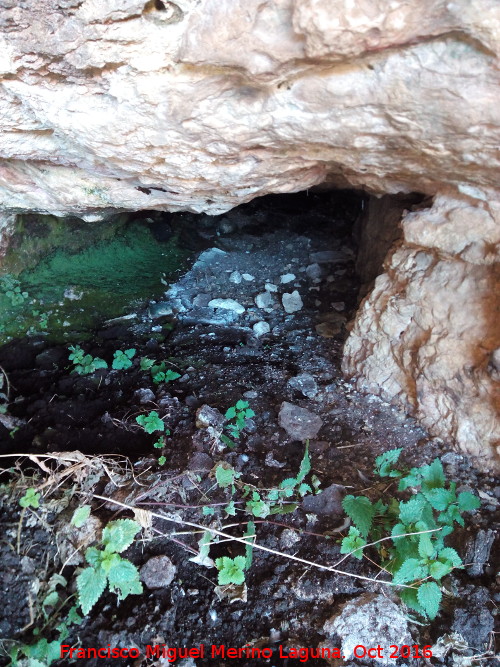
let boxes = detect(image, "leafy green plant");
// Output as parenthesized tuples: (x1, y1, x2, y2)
(76, 518, 143, 615)
(0, 275, 29, 306)
(68, 345, 108, 375)
(112, 348, 136, 370)
(136, 410, 165, 434)
(215, 556, 247, 586)
(220, 400, 255, 447)
(340, 449, 480, 620)
(19, 487, 41, 509)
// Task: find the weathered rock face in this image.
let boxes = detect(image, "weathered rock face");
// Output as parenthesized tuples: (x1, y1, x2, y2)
(0, 0, 499, 466)
(344, 195, 500, 469)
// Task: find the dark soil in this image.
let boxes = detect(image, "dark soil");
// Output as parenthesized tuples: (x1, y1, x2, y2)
(0, 191, 498, 667)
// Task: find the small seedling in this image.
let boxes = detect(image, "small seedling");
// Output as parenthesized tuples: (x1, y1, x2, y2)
(71, 504, 92, 528)
(112, 348, 136, 370)
(340, 448, 481, 620)
(76, 518, 143, 615)
(220, 400, 255, 447)
(136, 410, 165, 434)
(68, 345, 108, 375)
(215, 556, 247, 586)
(19, 487, 41, 509)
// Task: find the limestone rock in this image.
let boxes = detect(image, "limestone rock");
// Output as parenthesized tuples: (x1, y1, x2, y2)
(140, 555, 176, 590)
(278, 401, 322, 440)
(282, 290, 303, 313)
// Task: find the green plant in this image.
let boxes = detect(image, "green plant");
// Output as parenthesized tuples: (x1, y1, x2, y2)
(0, 275, 29, 306)
(112, 348, 136, 370)
(68, 345, 108, 375)
(19, 487, 41, 509)
(76, 518, 143, 615)
(340, 449, 480, 620)
(136, 410, 165, 434)
(221, 400, 255, 447)
(215, 556, 247, 586)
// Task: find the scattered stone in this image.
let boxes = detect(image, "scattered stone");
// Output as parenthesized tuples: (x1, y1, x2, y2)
(288, 372, 318, 398)
(282, 290, 303, 313)
(56, 515, 103, 566)
(140, 556, 176, 590)
(253, 321, 270, 337)
(331, 301, 345, 311)
(301, 484, 344, 517)
(241, 273, 254, 281)
(280, 528, 301, 549)
(264, 282, 278, 292)
(278, 402, 323, 440)
(192, 293, 211, 307)
(323, 594, 413, 665)
(280, 273, 296, 283)
(195, 405, 225, 430)
(188, 452, 213, 472)
(255, 292, 274, 309)
(243, 390, 258, 399)
(134, 388, 155, 404)
(451, 586, 494, 653)
(208, 298, 245, 314)
(229, 271, 242, 284)
(305, 263, 322, 280)
(465, 529, 495, 576)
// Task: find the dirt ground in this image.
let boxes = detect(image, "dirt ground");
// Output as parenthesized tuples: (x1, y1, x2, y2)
(0, 192, 498, 667)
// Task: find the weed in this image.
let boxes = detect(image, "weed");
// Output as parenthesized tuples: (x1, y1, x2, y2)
(215, 556, 247, 585)
(19, 487, 41, 509)
(140, 357, 181, 384)
(340, 448, 480, 620)
(0, 275, 29, 306)
(76, 518, 143, 615)
(221, 400, 255, 447)
(68, 345, 107, 375)
(136, 410, 165, 434)
(112, 348, 136, 370)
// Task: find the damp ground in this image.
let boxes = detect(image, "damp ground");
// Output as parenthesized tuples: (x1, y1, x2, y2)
(0, 192, 498, 667)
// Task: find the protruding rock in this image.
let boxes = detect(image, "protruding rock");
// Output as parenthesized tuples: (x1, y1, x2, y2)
(278, 402, 322, 440)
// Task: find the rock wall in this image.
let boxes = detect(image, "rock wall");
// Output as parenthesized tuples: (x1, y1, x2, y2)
(0, 0, 499, 466)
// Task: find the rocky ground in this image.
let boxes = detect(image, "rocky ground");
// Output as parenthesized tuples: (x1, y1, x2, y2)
(0, 192, 498, 667)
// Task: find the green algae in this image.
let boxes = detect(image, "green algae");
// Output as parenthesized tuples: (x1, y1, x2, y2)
(0, 215, 191, 345)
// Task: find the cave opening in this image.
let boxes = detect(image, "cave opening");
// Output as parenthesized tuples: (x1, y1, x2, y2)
(0, 187, 429, 461)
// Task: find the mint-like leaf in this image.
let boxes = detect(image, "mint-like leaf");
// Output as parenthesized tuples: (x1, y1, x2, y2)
(342, 495, 374, 538)
(375, 448, 402, 477)
(417, 581, 442, 620)
(76, 566, 107, 615)
(457, 491, 480, 512)
(393, 558, 428, 584)
(102, 519, 141, 553)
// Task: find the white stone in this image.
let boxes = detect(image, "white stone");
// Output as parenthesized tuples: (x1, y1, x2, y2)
(264, 283, 278, 292)
(208, 298, 245, 314)
(280, 273, 296, 283)
(255, 292, 274, 309)
(282, 290, 303, 314)
(253, 321, 270, 337)
(241, 274, 255, 281)
(229, 271, 242, 284)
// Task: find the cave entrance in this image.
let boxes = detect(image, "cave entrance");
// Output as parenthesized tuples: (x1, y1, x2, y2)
(0, 187, 430, 460)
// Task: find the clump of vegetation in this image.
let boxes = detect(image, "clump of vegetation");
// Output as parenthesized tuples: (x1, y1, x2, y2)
(0, 275, 29, 306)
(68, 345, 108, 375)
(112, 348, 136, 370)
(76, 518, 143, 615)
(220, 399, 255, 447)
(140, 357, 181, 384)
(136, 410, 165, 434)
(340, 448, 480, 620)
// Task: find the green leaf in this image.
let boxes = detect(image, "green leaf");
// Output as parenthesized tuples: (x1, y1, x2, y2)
(246, 499, 270, 518)
(429, 560, 453, 580)
(19, 488, 41, 509)
(125, 348, 136, 359)
(438, 547, 462, 567)
(235, 400, 248, 411)
(107, 558, 143, 600)
(340, 526, 366, 560)
(457, 491, 480, 512)
(417, 581, 442, 620)
(342, 495, 374, 538)
(85, 546, 102, 568)
(140, 357, 155, 370)
(225, 500, 236, 516)
(399, 586, 426, 616)
(399, 495, 426, 525)
(296, 442, 311, 483)
(136, 410, 164, 434)
(102, 518, 141, 553)
(280, 478, 298, 490)
(202, 506, 215, 516)
(42, 590, 59, 609)
(164, 369, 181, 382)
(244, 521, 255, 569)
(215, 464, 237, 488)
(76, 566, 107, 615)
(216, 556, 246, 585)
(225, 406, 236, 419)
(220, 434, 236, 448)
(423, 487, 454, 511)
(298, 483, 312, 497)
(375, 448, 402, 476)
(393, 558, 428, 584)
(418, 533, 436, 559)
(421, 458, 445, 491)
(71, 504, 92, 528)
(158, 455, 166, 465)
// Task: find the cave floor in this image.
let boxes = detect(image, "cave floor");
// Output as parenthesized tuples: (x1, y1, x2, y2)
(0, 197, 498, 666)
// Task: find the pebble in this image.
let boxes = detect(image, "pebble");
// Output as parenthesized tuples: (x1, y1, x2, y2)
(305, 263, 322, 280)
(243, 390, 258, 399)
(255, 292, 274, 309)
(208, 298, 245, 314)
(140, 556, 176, 589)
(288, 373, 318, 398)
(280, 528, 301, 549)
(280, 273, 296, 284)
(229, 271, 242, 284)
(253, 321, 270, 337)
(301, 484, 344, 517)
(188, 452, 214, 472)
(282, 290, 303, 314)
(195, 404, 225, 430)
(278, 401, 323, 440)
(331, 301, 345, 311)
(265, 283, 278, 292)
(242, 273, 255, 281)
(134, 388, 155, 404)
